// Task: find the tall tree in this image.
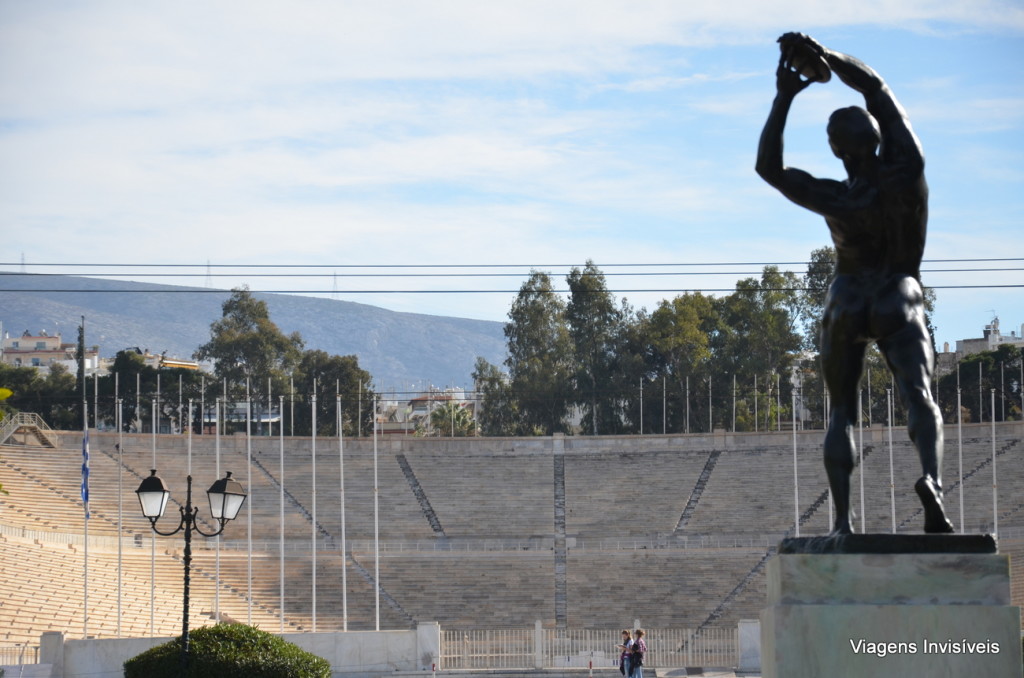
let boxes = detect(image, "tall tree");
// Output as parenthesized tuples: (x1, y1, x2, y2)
(716, 266, 801, 431)
(646, 293, 716, 432)
(75, 320, 89, 430)
(566, 261, 622, 435)
(505, 271, 573, 435)
(194, 287, 303, 401)
(291, 349, 373, 437)
(609, 299, 650, 434)
(472, 357, 519, 436)
(0, 363, 78, 429)
(798, 246, 836, 353)
(936, 344, 1022, 424)
(106, 349, 156, 431)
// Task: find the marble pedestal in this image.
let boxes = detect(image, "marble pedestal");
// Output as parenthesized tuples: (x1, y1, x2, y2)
(760, 535, 1022, 678)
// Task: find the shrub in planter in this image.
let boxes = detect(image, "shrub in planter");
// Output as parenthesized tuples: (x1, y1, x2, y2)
(123, 623, 330, 678)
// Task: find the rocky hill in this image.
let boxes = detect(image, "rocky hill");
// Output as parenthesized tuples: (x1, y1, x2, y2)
(0, 272, 506, 390)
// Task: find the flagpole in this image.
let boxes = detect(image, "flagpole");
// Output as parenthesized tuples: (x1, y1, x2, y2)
(991, 389, 998, 537)
(858, 389, 865, 533)
(708, 378, 712, 433)
(827, 380, 833, 529)
(373, 395, 380, 631)
(279, 394, 285, 634)
(117, 398, 123, 637)
(776, 373, 781, 432)
(337, 394, 348, 631)
(187, 400, 193, 476)
(732, 374, 736, 432)
(311, 392, 318, 632)
(246, 388, 253, 626)
(82, 401, 89, 639)
(792, 390, 799, 537)
(957, 387, 964, 534)
(888, 388, 895, 533)
(215, 397, 222, 620)
(151, 395, 157, 636)
(220, 379, 227, 623)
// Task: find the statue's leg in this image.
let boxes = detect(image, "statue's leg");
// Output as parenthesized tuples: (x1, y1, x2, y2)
(822, 361, 864, 535)
(821, 289, 867, 536)
(876, 282, 954, 533)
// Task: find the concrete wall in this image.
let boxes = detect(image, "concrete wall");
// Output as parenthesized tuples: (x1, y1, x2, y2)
(39, 623, 440, 678)
(66, 419, 1024, 459)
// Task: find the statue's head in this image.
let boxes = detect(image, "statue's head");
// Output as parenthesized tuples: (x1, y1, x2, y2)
(827, 106, 880, 161)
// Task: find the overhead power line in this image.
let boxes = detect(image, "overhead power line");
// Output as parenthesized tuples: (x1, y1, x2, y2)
(2, 285, 1022, 295)
(1, 258, 1019, 294)
(2, 267, 1023, 278)
(2, 258, 1022, 268)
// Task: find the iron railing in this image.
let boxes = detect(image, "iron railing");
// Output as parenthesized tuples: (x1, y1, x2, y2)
(441, 625, 739, 670)
(0, 644, 40, 665)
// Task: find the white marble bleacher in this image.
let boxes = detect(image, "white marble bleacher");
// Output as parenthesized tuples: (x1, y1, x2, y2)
(1, 422, 1021, 646)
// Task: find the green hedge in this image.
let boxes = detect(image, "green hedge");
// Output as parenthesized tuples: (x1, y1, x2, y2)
(123, 624, 330, 678)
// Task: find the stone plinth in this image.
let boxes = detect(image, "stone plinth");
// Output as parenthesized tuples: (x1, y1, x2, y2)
(760, 535, 1022, 678)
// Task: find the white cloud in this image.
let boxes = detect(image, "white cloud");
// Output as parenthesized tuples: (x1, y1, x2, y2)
(1, 1, 1022, 341)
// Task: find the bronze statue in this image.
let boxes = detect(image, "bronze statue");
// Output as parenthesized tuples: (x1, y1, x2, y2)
(756, 33, 954, 535)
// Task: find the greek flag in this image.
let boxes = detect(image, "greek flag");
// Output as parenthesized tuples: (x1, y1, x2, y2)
(81, 429, 90, 519)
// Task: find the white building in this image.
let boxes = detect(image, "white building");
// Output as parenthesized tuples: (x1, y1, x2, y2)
(954, 316, 1024, 357)
(1, 329, 100, 374)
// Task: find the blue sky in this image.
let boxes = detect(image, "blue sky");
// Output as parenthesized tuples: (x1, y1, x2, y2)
(1, 1, 1022, 350)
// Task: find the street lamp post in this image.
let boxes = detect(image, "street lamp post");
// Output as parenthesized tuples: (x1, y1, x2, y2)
(136, 469, 247, 673)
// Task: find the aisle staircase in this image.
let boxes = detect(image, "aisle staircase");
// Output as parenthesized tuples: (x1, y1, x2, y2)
(0, 413, 57, 448)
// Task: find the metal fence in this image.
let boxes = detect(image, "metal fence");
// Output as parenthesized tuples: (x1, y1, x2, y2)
(441, 626, 738, 670)
(0, 644, 40, 665)
(442, 629, 535, 669)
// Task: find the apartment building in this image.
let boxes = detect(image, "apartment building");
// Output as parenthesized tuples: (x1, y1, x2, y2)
(0, 329, 99, 373)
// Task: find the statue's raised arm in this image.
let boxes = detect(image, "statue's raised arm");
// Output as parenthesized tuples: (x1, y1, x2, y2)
(814, 34, 924, 177)
(755, 33, 844, 218)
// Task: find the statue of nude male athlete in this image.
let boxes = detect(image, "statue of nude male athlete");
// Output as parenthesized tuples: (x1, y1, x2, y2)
(756, 32, 954, 535)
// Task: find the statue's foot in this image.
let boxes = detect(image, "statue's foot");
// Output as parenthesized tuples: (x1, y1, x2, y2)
(828, 519, 853, 537)
(915, 476, 955, 534)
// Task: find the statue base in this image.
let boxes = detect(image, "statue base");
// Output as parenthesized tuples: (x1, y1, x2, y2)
(760, 534, 1021, 678)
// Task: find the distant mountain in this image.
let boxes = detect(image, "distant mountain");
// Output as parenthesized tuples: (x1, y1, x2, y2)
(0, 273, 507, 390)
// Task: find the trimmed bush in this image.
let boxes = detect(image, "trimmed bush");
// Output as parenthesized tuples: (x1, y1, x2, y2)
(123, 623, 330, 678)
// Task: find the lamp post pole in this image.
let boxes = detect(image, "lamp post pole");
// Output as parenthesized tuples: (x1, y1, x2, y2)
(137, 470, 246, 674)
